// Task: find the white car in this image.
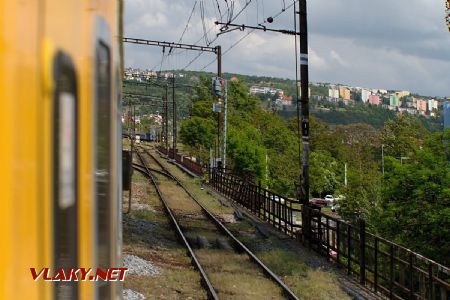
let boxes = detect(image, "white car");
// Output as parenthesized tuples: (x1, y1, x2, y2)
(324, 195, 334, 206)
(273, 196, 285, 204)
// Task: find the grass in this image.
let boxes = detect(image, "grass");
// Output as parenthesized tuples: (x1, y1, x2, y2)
(195, 250, 285, 299)
(257, 250, 350, 299)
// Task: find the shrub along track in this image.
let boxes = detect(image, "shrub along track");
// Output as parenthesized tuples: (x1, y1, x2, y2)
(133, 146, 300, 300)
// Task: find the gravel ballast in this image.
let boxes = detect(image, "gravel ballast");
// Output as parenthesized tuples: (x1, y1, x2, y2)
(123, 289, 146, 300)
(123, 254, 161, 276)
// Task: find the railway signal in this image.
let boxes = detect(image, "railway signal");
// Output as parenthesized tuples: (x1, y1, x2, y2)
(212, 77, 224, 98)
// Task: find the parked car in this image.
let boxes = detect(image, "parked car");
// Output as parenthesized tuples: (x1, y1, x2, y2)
(273, 196, 285, 204)
(324, 195, 334, 206)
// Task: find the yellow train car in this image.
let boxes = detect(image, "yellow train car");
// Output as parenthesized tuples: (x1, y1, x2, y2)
(0, 0, 122, 299)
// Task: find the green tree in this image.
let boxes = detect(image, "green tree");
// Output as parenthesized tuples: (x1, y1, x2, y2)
(380, 114, 428, 158)
(179, 117, 215, 161)
(372, 129, 450, 265)
(227, 127, 266, 180)
(309, 150, 340, 197)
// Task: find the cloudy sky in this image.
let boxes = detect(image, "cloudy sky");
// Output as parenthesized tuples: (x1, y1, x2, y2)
(124, 0, 450, 97)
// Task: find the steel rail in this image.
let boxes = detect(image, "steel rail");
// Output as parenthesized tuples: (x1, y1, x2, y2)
(140, 147, 301, 300)
(133, 150, 219, 300)
(131, 162, 173, 179)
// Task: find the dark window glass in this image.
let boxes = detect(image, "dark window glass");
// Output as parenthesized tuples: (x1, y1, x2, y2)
(53, 52, 78, 300)
(96, 41, 111, 299)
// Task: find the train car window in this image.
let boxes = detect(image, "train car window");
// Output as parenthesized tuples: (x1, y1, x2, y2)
(96, 40, 112, 299)
(53, 52, 78, 300)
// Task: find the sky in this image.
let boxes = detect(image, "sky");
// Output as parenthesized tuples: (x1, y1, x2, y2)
(124, 0, 450, 97)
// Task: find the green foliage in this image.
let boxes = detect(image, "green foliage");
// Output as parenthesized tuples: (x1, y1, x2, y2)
(313, 102, 398, 129)
(227, 127, 266, 180)
(309, 150, 339, 197)
(179, 117, 215, 148)
(381, 114, 428, 158)
(372, 129, 450, 265)
(338, 168, 382, 223)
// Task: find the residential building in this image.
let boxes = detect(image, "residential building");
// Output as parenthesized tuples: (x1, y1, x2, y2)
(428, 99, 438, 112)
(368, 94, 381, 105)
(396, 90, 410, 98)
(328, 88, 339, 99)
(416, 99, 427, 115)
(444, 101, 450, 128)
(390, 94, 399, 107)
(339, 86, 351, 100)
(361, 89, 371, 103)
(249, 86, 283, 95)
(279, 95, 293, 106)
(250, 86, 269, 94)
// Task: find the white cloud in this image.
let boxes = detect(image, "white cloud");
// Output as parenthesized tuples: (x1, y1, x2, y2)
(123, 0, 450, 96)
(330, 50, 348, 68)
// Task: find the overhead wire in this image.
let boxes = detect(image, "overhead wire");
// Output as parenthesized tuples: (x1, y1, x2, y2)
(200, 0, 211, 45)
(181, 0, 253, 70)
(151, 1, 198, 72)
(199, 0, 298, 71)
(227, 0, 252, 24)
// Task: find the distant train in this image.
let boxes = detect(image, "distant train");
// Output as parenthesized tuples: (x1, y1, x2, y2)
(122, 132, 157, 142)
(139, 132, 157, 142)
(1, 0, 122, 299)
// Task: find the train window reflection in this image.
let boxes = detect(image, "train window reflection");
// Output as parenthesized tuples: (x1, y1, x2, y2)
(53, 52, 78, 300)
(96, 41, 112, 299)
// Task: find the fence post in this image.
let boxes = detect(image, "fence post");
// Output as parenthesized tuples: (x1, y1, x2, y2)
(337, 221, 340, 265)
(374, 237, 378, 293)
(317, 211, 322, 253)
(257, 181, 262, 218)
(308, 207, 312, 248)
(326, 218, 330, 260)
(428, 262, 433, 300)
(359, 219, 366, 285)
(347, 225, 351, 275)
(390, 244, 394, 300)
(409, 252, 413, 300)
(262, 189, 266, 221)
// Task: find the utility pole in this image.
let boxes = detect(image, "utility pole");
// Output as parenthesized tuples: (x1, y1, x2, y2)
(164, 83, 169, 153)
(223, 79, 228, 169)
(299, 0, 310, 205)
(172, 76, 177, 159)
(344, 163, 348, 186)
(381, 144, 385, 175)
(217, 46, 222, 169)
(127, 104, 135, 214)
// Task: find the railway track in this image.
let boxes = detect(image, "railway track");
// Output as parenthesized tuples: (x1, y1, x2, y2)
(133, 146, 300, 300)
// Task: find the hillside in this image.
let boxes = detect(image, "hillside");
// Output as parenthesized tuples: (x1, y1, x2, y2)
(123, 70, 443, 131)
